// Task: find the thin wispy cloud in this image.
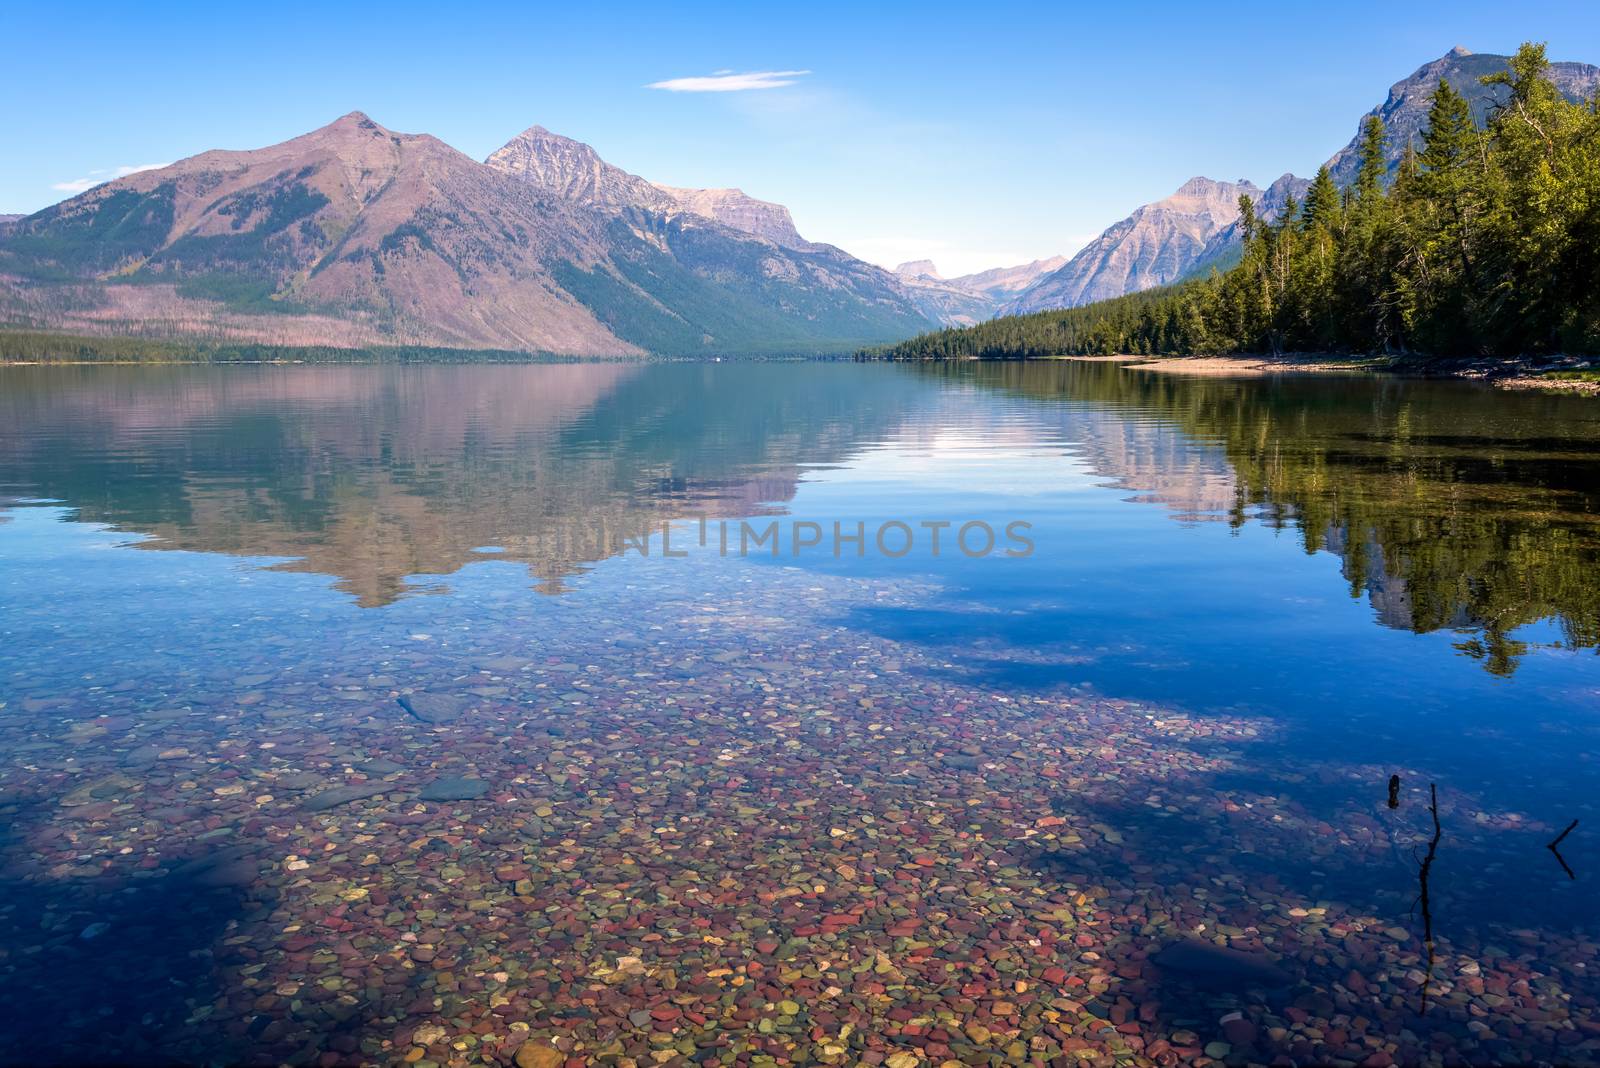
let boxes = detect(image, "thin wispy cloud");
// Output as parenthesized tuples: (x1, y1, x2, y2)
(646, 69, 810, 93)
(52, 162, 170, 194)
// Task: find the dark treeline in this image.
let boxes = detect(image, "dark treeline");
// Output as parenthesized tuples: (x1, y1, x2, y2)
(868, 44, 1600, 361)
(0, 330, 574, 364)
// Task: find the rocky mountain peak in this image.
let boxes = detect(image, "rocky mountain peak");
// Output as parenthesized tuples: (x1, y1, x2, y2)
(895, 260, 942, 279)
(1259, 172, 1310, 212)
(1173, 176, 1256, 198)
(305, 111, 398, 143)
(891, 256, 1074, 327)
(487, 127, 825, 249)
(1002, 176, 1264, 315)
(1324, 49, 1600, 185)
(652, 185, 812, 249)
(485, 127, 677, 212)
(1146, 178, 1261, 232)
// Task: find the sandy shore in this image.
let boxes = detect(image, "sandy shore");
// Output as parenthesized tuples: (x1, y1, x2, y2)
(1063, 354, 1384, 376)
(1064, 353, 1600, 392)
(1495, 374, 1600, 395)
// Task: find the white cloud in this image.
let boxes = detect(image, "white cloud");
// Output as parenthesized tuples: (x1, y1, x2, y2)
(646, 69, 810, 93)
(51, 162, 171, 194)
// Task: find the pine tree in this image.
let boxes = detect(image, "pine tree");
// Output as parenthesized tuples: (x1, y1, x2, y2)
(1405, 78, 1486, 349)
(1419, 79, 1475, 176)
(1300, 166, 1340, 232)
(1354, 115, 1388, 203)
(864, 43, 1599, 363)
(1236, 194, 1259, 242)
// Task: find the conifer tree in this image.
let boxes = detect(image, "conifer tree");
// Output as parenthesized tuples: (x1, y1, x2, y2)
(1300, 166, 1340, 232)
(1354, 115, 1388, 202)
(864, 43, 1599, 363)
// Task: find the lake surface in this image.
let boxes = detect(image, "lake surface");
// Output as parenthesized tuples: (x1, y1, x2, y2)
(1, 361, 1597, 1067)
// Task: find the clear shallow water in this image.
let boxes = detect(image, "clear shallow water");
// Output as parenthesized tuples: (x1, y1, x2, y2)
(0, 361, 1597, 1067)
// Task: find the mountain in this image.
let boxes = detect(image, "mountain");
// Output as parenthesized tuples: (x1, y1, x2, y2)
(481, 124, 932, 351)
(1325, 46, 1600, 185)
(1186, 48, 1598, 283)
(482, 126, 818, 250)
(481, 124, 679, 214)
(895, 260, 942, 280)
(0, 112, 626, 353)
(889, 255, 1069, 326)
(1182, 173, 1311, 280)
(1001, 47, 1600, 317)
(952, 257, 1068, 302)
(0, 115, 932, 356)
(1004, 178, 1260, 315)
(651, 186, 812, 249)
(891, 261, 996, 325)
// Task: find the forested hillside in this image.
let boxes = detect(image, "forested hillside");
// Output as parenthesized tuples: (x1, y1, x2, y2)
(867, 44, 1600, 361)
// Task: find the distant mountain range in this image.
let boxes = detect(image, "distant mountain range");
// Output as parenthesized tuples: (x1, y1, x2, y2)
(892, 257, 1067, 325)
(1003, 47, 1600, 316)
(5, 47, 1595, 353)
(0, 116, 936, 356)
(1003, 178, 1260, 315)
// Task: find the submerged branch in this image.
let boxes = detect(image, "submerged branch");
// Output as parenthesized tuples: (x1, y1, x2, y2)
(1548, 818, 1578, 881)
(1416, 783, 1442, 1015)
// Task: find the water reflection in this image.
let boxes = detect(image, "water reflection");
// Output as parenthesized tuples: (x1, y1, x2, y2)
(920, 360, 1600, 675)
(7, 362, 1597, 669)
(1, 361, 1598, 1066)
(0, 364, 932, 602)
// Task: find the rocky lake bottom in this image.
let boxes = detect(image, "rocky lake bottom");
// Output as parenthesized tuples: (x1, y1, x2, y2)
(1, 361, 1597, 1067)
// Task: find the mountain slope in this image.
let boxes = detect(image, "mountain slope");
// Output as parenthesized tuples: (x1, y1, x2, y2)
(1325, 46, 1600, 184)
(483, 126, 932, 353)
(891, 261, 999, 325)
(1004, 178, 1260, 314)
(1002, 47, 1600, 316)
(1184, 49, 1600, 285)
(951, 257, 1067, 301)
(890, 256, 1070, 326)
(652, 186, 812, 249)
(0, 117, 932, 356)
(1181, 173, 1311, 281)
(483, 125, 679, 214)
(0, 112, 634, 353)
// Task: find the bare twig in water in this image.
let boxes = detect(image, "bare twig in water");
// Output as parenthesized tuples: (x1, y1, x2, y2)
(1548, 819, 1578, 880)
(1416, 783, 1442, 1015)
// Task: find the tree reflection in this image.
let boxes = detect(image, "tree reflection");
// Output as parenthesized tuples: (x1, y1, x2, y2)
(932, 360, 1600, 674)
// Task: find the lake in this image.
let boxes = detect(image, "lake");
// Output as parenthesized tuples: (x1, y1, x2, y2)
(1, 361, 1597, 1067)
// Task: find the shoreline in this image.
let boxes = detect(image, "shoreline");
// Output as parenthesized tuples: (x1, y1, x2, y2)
(1061, 353, 1600, 394)
(3, 340, 1596, 394)
(1064, 354, 1384, 376)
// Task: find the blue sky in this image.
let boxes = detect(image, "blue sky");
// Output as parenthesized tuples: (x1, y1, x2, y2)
(4, 0, 1597, 276)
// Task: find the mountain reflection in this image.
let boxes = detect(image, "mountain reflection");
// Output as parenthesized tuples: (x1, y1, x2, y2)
(0, 364, 928, 604)
(2, 360, 1598, 674)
